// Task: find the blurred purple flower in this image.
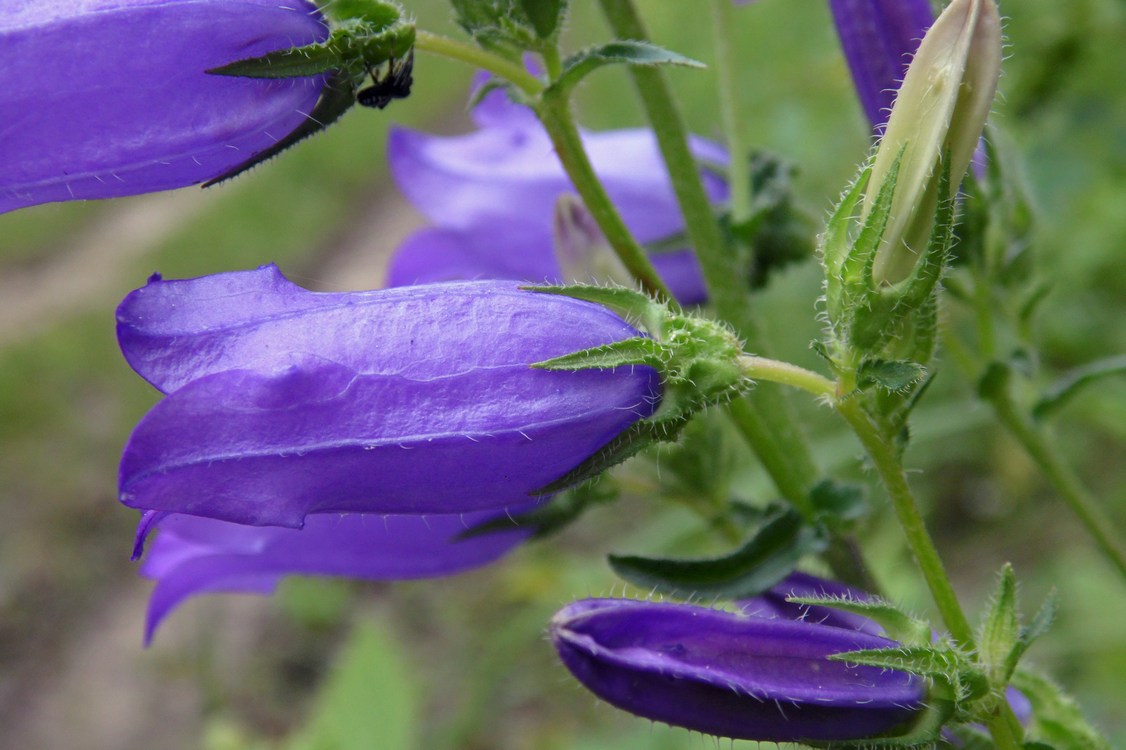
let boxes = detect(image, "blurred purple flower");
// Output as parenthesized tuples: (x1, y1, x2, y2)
(0, 0, 327, 214)
(117, 265, 660, 528)
(828, 0, 935, 131)
(550, 597, 925, 742)
(386, 79, 727, 304)
(136, 507, 536, 643)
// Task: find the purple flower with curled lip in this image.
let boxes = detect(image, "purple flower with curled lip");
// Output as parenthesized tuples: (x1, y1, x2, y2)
(385, 78, 727, 304)
(116, 265, 660, 528)
(828, 0, 935, 131)
(550, 597, 926, 742)
(0, 0, 327, 214)
(135, 506, 537, 644)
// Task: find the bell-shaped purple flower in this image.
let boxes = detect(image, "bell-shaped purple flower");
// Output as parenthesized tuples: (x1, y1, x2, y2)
(550, 598, 926, 742)
(0, 0, 327, 214)
(136, 506, 537, 644)
(828, 0, 935, 131)
(386, 79, 727, 304)
(117, 265, 660, 528)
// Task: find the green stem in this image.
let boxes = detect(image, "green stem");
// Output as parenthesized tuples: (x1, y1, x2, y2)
(414, 30, 543, 95)
(710, 0, 752, 224)
(985, 384, 1126, 582)
(835, 399, 977, 649)
(739, 354, 836, 397)
(535, 92, 675, 303)
(596, 0, 821, 509)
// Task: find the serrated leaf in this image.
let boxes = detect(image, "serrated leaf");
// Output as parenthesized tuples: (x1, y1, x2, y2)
(607, 509, 826, 599)
(554, 41, 704, 95)
(203, 71, 359, 187)
(858, 359, 926, 393)
(1011, 669, 1112, 750)
(532, 337, 666, 371)
(1032, 354, 1126, 421)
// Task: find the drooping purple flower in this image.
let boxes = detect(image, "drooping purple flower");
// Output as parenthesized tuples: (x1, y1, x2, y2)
(550, 598, 926, 742)
(117, 265, 660, 528)
(386, 79, 727, 304)
(828, 0, 935, 131)
(136, 506, 536, 644)
(0, 0, 327, 214)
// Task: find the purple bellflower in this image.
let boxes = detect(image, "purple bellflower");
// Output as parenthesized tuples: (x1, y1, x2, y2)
(0, 0, 327, 214)
(117, 265, 660, 528)
(828, 0, 935, 131)
(386, 78, 727, 304)
(550, 597, 926, 742)
(136, 507, 536, 644)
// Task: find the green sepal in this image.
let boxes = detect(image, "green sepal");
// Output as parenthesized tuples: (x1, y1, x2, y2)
(820, 166, 871, 287)
(979, 563, 1021, 686)
(1032, 353, 1126, 421)
(532, 336, 666, 371)
(203, 70, 359, 187)
(551, 41, 704, 97)
(1011, 669, 1113, 750)
(208, 3, 414, 79)
(830, 644, 988, 701)
(525, 284, 667, 335)
(785, 596, 931, 645)
(607, 508, 826, 599)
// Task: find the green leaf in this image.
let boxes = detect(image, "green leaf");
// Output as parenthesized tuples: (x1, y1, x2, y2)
(857, 359, 926, 393)
(1011, 669, 1112, 750)
(1004, 589, 1058, 683)
(287, 619, 419, 750)
(808, 478, 868, 524)
(519, 0, 566, 39)
(449, 0, 539, 55)
(607, 509, 826, 599)
(554, 41, 704, 95)
(1032, 354, 1126, 420)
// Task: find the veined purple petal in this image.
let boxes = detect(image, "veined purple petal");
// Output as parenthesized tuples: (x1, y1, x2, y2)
(551, 598, 925, 742)
(139, 506, 536, 643)
(829, 0, 935, 131)
(0, 0, 327, 213)
(740, 570, 885, 635)
(117, 268, 660, 527)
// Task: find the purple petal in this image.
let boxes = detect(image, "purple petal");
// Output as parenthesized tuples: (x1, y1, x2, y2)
(117, 268, 660, 526)
(386, 116, 723, 303)
(117, 265, 649, 393)
(0, 0, 326, 212)
(829, 0, 935, 131)
(139, 507, 535, 643)
(551, 598, 925, 742)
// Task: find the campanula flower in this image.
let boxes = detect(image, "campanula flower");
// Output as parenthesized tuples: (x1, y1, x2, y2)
(117, 265, 660, 528)
(550, 598, 926, 742)
(136, 506, 537, 644)
(0, 0, 327, 214)
(385, 78, 727, 304)
(828, 0, 935, 131)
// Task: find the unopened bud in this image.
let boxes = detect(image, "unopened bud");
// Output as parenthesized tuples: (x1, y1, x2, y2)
(865, 0, 1002, 284)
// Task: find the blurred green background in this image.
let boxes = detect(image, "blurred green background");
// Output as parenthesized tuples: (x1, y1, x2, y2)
(1, 0, 1124, 747)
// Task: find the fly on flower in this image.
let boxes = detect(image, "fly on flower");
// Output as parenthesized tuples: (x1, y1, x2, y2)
(358, 51, 414, 109)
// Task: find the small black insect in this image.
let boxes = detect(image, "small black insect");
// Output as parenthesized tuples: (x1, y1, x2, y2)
(357, 50, 414, 109)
